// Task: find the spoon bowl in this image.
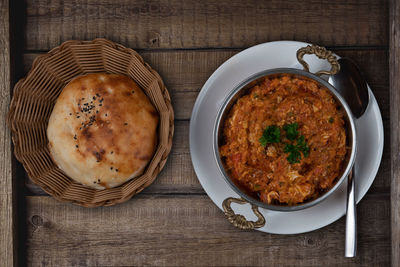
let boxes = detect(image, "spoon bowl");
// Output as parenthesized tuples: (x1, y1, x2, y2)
(329, 58, 370, 118)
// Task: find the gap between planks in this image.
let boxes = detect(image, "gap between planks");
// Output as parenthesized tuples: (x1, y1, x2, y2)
(21, 45, 389, 54)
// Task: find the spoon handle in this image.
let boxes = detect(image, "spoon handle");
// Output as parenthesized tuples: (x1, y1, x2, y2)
(345, 169, 357, 257)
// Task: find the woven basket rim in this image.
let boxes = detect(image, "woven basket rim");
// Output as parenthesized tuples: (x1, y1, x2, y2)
(8, 38, 174, 207)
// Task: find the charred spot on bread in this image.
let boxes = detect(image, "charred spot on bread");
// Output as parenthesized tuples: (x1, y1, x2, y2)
(81, 128, 92, 140)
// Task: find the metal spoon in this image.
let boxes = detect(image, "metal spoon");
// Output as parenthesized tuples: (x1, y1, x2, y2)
(328, 58, 369, 257)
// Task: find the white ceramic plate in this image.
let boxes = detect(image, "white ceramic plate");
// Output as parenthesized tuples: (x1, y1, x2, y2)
(189, 41, 384, 234)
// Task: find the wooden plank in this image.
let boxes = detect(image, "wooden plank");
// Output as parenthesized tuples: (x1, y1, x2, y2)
(21, 50, 237, 92)
(0, 0, 16, 266)
(22, 49, 390, 120)
(23, 118, 391, 196)
(24, 0, 388, 51)
(23, 120, 198, 195)
(24, 121, 199, 195)
(26, 194, 390, 267)
(22, 49, 390, 89)
(390, 0, 400, 265)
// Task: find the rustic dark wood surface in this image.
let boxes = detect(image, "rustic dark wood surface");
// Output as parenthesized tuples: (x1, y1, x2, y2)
(24, 0, 388, 50)
(5, 0, 393, 266)
(26, 194, 390, 267)
(390, 0, 400, 265)
(0, 0, 16, 266)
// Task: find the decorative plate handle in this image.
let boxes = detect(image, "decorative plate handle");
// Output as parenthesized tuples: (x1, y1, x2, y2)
(222, 197, 266, 230)
(296, 44, 340, 76)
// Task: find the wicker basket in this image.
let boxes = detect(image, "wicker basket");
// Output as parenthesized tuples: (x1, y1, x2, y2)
(8, 39, 174, 207)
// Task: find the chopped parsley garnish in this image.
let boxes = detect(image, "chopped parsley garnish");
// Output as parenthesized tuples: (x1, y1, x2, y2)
(260, 123, 309, 164)
(283, 135, 310, 163)
(259, 125, 281, 147)
(296, 135, 310, 157)
(283, 123, 299, 140)
(284, 144, 301, 163)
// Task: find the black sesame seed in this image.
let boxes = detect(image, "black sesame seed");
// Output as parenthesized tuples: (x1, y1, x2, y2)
(131, 90, 135, 94)
(110, 167, 113, 170)
(111, 151, 114, 154)
(77, 116, 80, 118)
(75, 145, 78, 148)
(99, 104, 102, 106)
(81, 98, 85, 100)
(115, 169, 119, 172)
(96, 110, 99, 113)
(69, 113, 72, 115)
(93, 96, 96, 100)
(96, 93, 100, 97)
(105, 114, 107, 117)
(124, 122, 128, 125)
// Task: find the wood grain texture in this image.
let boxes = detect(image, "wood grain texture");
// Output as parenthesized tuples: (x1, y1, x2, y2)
(24, 121, 200, 196)
(24, 0, 388, 51)
(390, 0, 400, 265)
(23, 118, 390, 197)
(26, 194, 390, 267)
(22, 50, 390, 90)
(0, 0, 16, 266)
(22, 49, 389, 120)
(20, 49, 390, 197)
(9, 1, 391, 264)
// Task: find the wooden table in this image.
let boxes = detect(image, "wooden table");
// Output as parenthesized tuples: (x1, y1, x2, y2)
(1, 0, 398, 266)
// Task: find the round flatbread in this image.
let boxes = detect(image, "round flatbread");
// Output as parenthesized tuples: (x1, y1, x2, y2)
(47, 73, 159, 189)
